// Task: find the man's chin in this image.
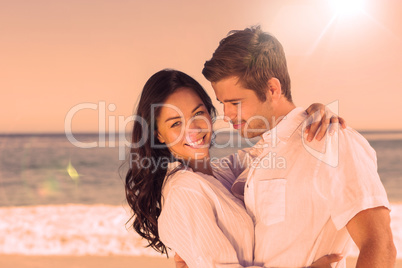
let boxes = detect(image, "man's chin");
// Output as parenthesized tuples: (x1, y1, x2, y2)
(238, 129, 263, 139)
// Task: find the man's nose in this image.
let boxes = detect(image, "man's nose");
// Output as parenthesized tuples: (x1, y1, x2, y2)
(223, 104, 235, 123)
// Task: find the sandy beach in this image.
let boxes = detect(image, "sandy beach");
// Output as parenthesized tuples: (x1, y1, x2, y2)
(1, 255, 401, 268)
(0, 255, 176, 268)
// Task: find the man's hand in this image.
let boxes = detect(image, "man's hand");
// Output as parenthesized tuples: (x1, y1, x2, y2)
(346, 206, 396, 267)
(305, 103, 347, 142)
(174, 253, 188, 268)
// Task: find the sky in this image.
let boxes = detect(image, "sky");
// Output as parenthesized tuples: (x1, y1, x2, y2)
(1, 0, 402, 133)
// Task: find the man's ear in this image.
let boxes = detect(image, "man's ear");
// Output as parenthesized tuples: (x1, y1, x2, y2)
(266, 78, 282, 100)
(155, 131, 165, 144)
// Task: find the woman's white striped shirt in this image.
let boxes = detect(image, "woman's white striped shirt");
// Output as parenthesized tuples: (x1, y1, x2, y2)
(158, 162, 256, 268)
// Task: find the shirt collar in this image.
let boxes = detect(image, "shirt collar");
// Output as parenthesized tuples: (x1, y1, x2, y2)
(167, 161, 182, 171)
(261, 107, 307, 144)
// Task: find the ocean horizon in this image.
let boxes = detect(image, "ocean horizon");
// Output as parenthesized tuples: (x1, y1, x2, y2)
(0, 130, 401, 206)
(0, 130, 401, 257)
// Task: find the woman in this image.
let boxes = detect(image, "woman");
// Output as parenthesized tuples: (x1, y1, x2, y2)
(125, 69, 342, 267)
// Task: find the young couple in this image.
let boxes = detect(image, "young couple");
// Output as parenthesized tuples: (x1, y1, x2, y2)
(125, 26, 396, 267)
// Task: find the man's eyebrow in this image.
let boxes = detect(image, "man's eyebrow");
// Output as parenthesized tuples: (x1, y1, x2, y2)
(217, 98, 244, 103)
(165, 104, 204, 122)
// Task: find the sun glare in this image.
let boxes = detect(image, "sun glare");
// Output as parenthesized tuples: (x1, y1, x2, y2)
(330, 0, 365, 15)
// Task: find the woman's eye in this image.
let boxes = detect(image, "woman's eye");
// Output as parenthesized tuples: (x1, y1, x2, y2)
(171, 121, 181, 128)
(194, 111, 205, 116)
(232, 102, 240, 106)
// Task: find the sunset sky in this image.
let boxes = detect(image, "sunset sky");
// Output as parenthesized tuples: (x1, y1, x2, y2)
(1, 0, 401, 133)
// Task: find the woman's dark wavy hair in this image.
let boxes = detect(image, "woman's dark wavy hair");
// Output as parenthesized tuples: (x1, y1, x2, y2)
(125, 69, 217, 255)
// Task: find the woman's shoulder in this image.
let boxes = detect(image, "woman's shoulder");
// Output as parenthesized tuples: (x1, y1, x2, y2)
(160, 167, 213, 214)
(164, 167, 207, 194)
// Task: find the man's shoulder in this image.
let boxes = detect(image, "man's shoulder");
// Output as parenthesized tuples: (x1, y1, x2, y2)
(338, 126, 371, 143)
(332, 126, 375, 156)
(289, 125, 376, 168)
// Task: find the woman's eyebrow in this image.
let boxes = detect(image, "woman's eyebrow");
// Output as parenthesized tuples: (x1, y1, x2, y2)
(165, 116, 181, 122)
(165, 104, 204, 122)
(191, 103, 203, 113)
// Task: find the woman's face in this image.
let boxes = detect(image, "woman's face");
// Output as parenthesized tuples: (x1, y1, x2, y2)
(156, 87, 213, 162)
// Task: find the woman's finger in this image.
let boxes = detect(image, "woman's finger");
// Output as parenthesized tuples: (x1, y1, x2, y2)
(339, 117, 347, 129)
(306, 110, 324, 142)
(328, 116, 339, 135)
(315, 114, 331, 141)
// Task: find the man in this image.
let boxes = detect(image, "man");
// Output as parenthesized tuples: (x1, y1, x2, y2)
(198, 26, 396, 267)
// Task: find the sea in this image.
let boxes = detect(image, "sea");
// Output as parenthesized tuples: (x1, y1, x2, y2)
(0, 131, 401, 257)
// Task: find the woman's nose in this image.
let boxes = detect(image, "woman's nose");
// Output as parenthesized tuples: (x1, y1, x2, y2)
(187, 119, 202, 134)
(186, 119, 208, 140)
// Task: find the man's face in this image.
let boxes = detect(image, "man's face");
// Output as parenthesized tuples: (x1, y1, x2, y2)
(212, 76, 274, 138)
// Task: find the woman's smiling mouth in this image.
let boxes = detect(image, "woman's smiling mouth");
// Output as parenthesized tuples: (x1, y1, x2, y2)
(186, 135, 206, 148)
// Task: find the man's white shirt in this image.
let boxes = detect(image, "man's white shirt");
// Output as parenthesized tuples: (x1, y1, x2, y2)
(224, 107, 390, 267)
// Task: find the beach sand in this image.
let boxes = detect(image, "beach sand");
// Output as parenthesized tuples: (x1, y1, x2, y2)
(0, 255, 175, 268)
(0, 255, 401, 268)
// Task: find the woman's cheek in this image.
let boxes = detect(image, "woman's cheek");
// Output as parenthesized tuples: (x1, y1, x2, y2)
(167, 131, 183, 146)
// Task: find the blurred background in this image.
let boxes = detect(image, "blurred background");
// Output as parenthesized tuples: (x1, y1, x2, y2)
(0, 0, 401, 264)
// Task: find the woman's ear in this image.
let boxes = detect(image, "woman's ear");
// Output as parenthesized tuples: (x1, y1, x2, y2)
(155, 131, 165, 144)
